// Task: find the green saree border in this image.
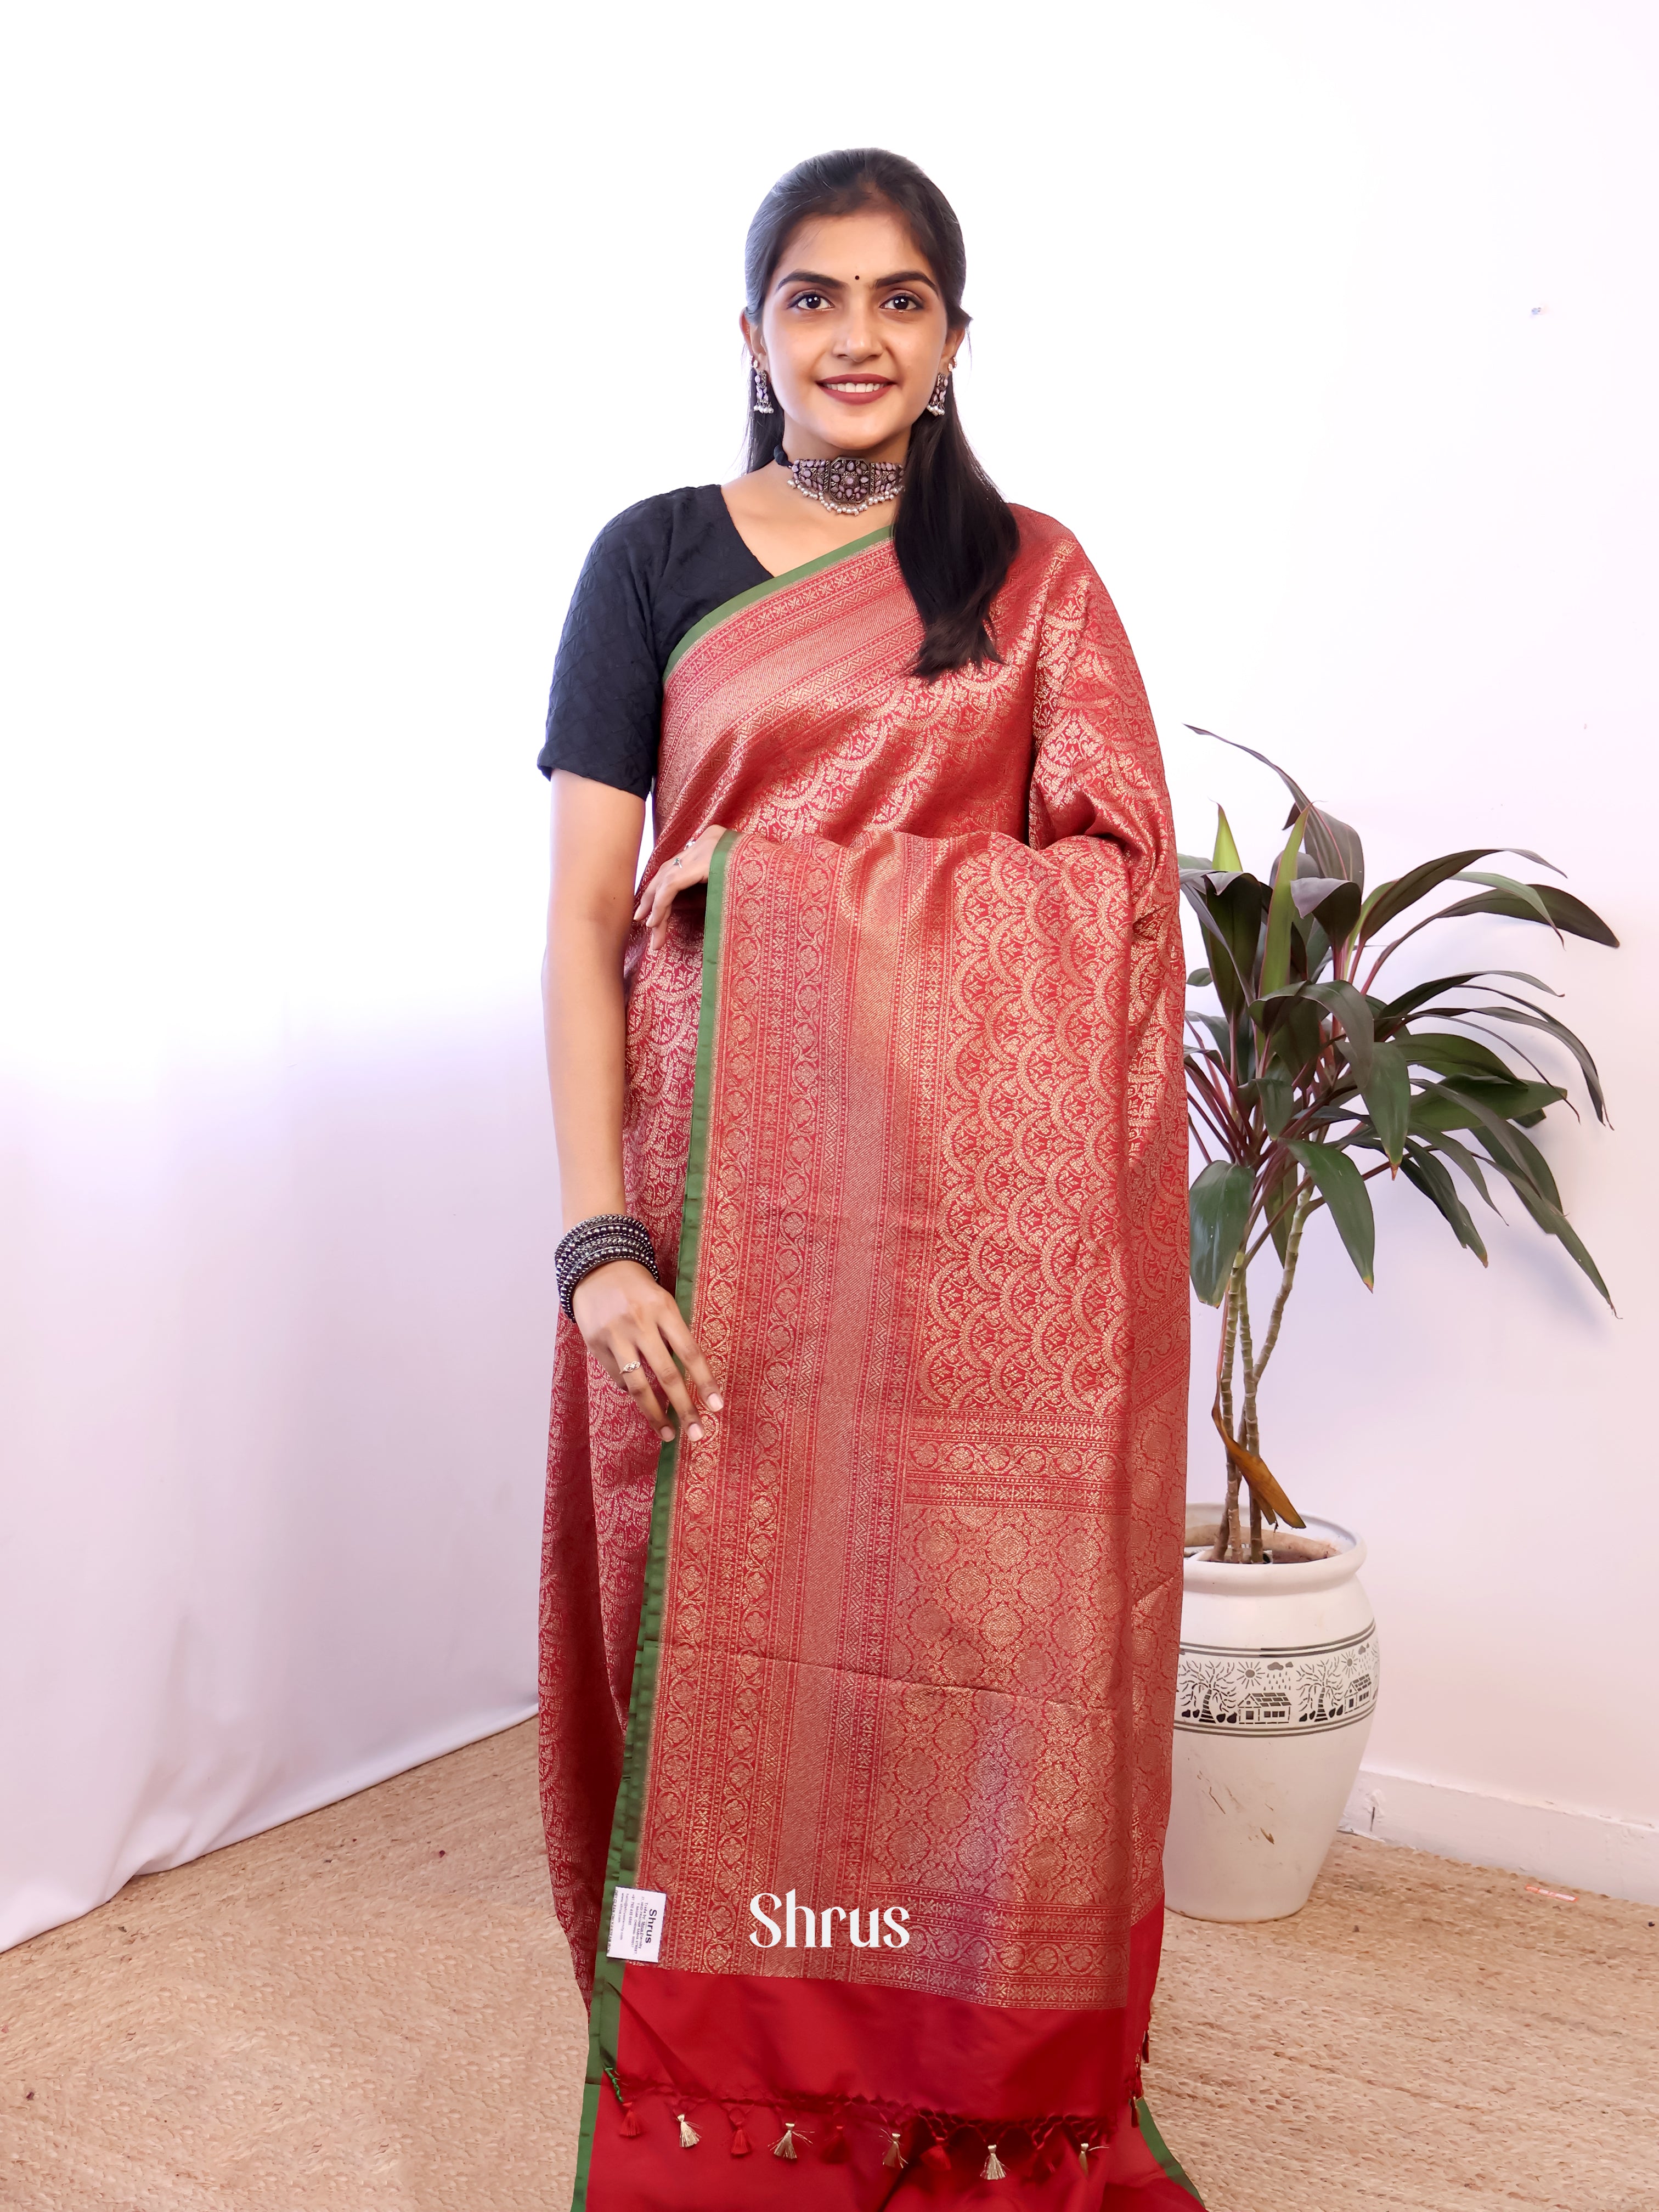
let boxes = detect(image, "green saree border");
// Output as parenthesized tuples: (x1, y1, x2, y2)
(570, 830, 738, 2212)
(1136, 2097, 1206, 2203)
(662, 522, 893, 682)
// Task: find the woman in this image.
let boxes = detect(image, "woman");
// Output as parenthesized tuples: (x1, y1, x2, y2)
(538, 149, 1198, 2208)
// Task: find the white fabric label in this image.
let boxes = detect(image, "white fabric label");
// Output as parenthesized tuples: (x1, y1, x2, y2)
(606, 1886, 668, 1962)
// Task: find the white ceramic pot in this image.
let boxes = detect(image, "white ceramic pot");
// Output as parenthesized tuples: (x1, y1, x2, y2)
(1163, 1508, 1378, 1922)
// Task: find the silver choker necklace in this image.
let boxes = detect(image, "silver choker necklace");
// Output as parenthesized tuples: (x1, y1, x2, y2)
(776, 447, 903, 517)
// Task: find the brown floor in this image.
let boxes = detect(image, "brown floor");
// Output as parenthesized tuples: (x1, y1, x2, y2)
(2, 1723, 1655, 2211)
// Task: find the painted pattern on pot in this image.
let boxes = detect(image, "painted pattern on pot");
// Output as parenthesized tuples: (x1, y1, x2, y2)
(1175, 1624, 1379, 1736)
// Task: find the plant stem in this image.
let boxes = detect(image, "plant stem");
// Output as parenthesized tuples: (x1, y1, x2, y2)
(1238, 1280, 1257, 1454)
(1219, 1259, 1239, 1440)
(1236, 1273, 1262, 1562)
(1233, 1188, 1314, 1564)
(1254, 1188, 1313, 1385)
(1209, 1252, 1246, 1562)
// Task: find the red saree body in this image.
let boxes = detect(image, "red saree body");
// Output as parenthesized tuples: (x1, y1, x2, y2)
(539, 511, 1198, 2206)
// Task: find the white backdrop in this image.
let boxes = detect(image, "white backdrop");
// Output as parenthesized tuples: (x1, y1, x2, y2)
(3, 1, 1655, 1950)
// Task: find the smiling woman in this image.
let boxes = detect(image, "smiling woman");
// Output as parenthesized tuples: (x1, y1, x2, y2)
(724, 149, 1018, 668)
(537, 149, 1199, 2208)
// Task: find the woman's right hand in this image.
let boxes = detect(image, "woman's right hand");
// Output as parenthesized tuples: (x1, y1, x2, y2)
(633, 822, 728, 952)
(571, 1259, 723, 1443)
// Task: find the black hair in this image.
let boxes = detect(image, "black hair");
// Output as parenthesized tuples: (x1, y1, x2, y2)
(743, 148, 1020, 678)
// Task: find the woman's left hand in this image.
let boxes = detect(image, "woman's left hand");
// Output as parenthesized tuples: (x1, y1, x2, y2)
(634, 824, 728, 952)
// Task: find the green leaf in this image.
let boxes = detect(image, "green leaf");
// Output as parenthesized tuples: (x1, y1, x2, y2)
(1410, 1078, 1568, 1136)
(1360, 1039, 1410, 1168)
(1177, 852, 1215, 872)
(1181, 873, 1265, 1023)
(1468, 1081, 1564, 1122)
(1250, 986, 1331, 1076)
(1288, 1139, 1376, 1288)
(1212, 805, 1244, 872)
(1414, 1126, 1500, 1212)
(1425, 1082, 1565, 1209)
(1186, 1010, 1233, 1063)
(1412, 996, 1605, 1119)
(1382, 968, 1560, 1019)
(1483, 1104, 1563, 1211)
(1288, 911, 1315, 988)
(1187, 967, 1212, 989)
(1259, 1060, 1293, 1137)
(1306, 980, 1375, 1087)
(1302, 916, 1334, 983)
(1181, 885, 1244, 1015)
(1187, 726, 1318, 813)
(1255, 979, 1374, 1084)
(1400, 1141, 1489, 1262)
(1435, 884, 1619, 947)
(1357, 848, 1556, 947)
(1304, 812, 1365, 899)
(1260, 813, 1308, 995)
(1400, 1031, 1519, 1085)
(1189, 1162, 1254, 1305)
(1185, 727, 1365, 889)
(1272, 997, 1325, 1080)
(1309, 879, 1363, 957)
(1290, 875, 1350, 917)
(1457, 1003, 1610, 1125)
(1452, 871, 1556, 926)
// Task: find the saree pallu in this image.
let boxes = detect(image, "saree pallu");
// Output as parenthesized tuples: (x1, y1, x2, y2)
(540, 510, 1198, 2207)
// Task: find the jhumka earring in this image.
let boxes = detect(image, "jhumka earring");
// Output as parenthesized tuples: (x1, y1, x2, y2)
(926, 366, 951, 416)
(751, 360, 775, 414)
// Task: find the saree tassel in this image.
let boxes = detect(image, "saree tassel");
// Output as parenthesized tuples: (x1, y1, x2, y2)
(883, 2130, 906, 2170)
(604, 2066, 641, 2137)
(677, 2113, 701, 2149)
(1078, 2138, 1096, 2174)
(773, 2123, 800, 2160)
(981, 2141, 1007, 2181)
(819, 2124, 850, 2163)
(729, 2122, 751, 2157)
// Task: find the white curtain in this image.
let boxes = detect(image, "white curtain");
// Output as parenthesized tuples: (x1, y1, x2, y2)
(1, 1030, 552, 1950)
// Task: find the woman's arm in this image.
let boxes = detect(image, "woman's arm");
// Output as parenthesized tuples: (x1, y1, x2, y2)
(544, 770, 721, 1442)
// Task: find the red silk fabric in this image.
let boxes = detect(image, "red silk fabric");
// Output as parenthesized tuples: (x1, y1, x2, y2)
(588, 1906, 1196, 2205)
(540, 513, 1193, 2198)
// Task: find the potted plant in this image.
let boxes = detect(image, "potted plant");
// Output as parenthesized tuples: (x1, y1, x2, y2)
(1166, 732, 1616, 1921)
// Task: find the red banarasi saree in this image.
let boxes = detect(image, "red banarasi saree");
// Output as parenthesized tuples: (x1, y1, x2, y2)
(540, 509, 1198, 2207)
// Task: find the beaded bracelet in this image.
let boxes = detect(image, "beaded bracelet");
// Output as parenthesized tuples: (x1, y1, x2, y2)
(556, 1213, 660, 1324)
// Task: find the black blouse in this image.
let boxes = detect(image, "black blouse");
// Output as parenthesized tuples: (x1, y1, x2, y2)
(538, 485, 770, 797)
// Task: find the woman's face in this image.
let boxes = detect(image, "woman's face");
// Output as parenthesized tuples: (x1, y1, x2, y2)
(744, 205, 960, 464)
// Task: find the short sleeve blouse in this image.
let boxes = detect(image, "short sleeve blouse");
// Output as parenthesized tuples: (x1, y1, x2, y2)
(537, 485, 770, 796)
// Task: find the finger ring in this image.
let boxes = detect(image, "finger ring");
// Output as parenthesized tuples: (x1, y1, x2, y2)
(619, 1361, 641, 1375)
(670, 857, 682, 870)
